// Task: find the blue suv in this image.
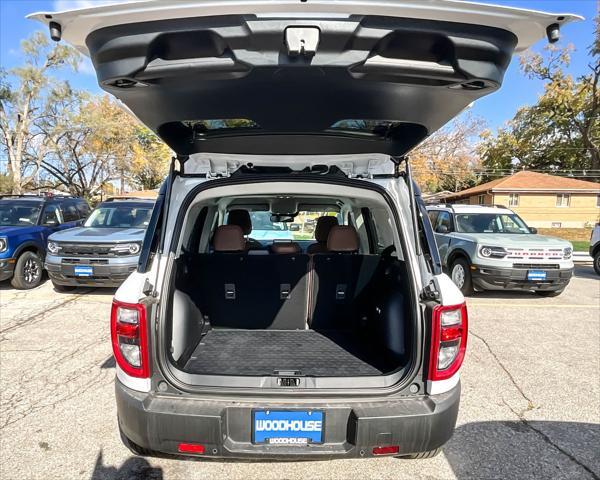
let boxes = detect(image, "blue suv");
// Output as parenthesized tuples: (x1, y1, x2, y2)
(0, 194, 90, 289)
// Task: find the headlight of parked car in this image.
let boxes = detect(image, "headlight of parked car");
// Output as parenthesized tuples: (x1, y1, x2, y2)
(0, 237, 7, 253)
(110, 243, 141, 255)
(479, 245, 508, 259)
(563, 247, 572, 259)
(47, 241, 61, 254)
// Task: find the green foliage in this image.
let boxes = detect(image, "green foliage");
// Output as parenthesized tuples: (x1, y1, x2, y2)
(479, 17, 600, 179)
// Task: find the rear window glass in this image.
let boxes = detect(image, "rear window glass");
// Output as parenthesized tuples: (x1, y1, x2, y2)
(183, 119, 259, 133)
(330, 120, 405, 135)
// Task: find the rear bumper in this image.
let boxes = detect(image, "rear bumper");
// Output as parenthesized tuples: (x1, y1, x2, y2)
(45, 258, 137, 287)
(0, 258, 15, 282)
(471, 264, 573, 291)
(116, 380, 461, 460)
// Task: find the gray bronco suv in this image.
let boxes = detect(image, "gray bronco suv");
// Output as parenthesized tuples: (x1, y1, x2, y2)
(45, 198, 155, 289)
(427, 204, 574, 296)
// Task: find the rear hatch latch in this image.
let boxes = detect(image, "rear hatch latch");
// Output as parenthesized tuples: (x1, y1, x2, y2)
(285, 27, 320, 56)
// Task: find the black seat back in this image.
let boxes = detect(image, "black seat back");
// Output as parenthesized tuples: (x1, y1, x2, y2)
(188, 253, 309, 330)
(310, 254, 381, 330)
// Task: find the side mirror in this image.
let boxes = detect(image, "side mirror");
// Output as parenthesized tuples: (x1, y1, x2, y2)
(529, 227, 538, 234)
(437, 225, 449, 234)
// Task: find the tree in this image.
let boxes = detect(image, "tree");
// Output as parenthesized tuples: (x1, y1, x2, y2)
(410, 114, 484, 193)
(0, 32, 80, 194)
(479, 16, 599, 178)
(37, 94, 139, 198)
(130, 127, 171, 190)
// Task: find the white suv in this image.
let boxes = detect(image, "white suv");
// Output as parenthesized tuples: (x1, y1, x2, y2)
(30, 0, 579, 460)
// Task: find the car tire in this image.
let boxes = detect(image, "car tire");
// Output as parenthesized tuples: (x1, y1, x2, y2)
(52, 281, 76, 293)
(10, 251, 43, 290)
(594, 251, 600, 276)
(119, 425, 155, 457)
(535, 289, 565, 297)
(397, 448, 442, 459)
(450, 257, 474, 295)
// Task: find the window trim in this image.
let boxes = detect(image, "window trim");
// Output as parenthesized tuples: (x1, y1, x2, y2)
(477, 194, 485, 205)
(508, 193, 519, 207)
(556, 193, 570, 208)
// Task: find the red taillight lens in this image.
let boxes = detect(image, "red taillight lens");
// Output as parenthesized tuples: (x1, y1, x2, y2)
(111, 300, 149, 378)
(178, 443, 205, 454)
(373, 445, 400, 455)
(429, 303, 468, 381)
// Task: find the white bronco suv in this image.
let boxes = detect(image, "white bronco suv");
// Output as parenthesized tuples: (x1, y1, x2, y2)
(30, 0, 579, 460)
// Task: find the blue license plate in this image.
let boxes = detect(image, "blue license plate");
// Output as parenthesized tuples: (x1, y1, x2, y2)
(253, 410, 324, 445)
(527, 270, 547, 281)
(74, 266, 93, 277)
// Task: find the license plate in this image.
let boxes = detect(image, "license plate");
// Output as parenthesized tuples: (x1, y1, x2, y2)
(253, 410, 324, 445)
(527, 270, 547, 281)
(74, 266, 93, 277)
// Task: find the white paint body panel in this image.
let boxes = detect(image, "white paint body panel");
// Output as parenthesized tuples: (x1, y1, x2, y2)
(28, 0, 581, 56)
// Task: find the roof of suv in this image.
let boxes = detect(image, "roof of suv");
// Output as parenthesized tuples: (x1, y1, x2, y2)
(427, 204, 514, 215)
(0, 194, 82, 203)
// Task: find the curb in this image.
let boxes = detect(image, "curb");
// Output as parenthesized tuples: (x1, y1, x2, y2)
(573, 252, 593, 264)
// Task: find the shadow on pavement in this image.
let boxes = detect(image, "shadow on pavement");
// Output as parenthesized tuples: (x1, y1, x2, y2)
(445, 421, 600, 479)
(91, 451, 163, 480)
(573, 265, 598, 280)
(100, 356, 116, 369)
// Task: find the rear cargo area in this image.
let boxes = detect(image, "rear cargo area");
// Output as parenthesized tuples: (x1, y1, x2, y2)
(183, 329, 391, 377)
(168, 250, 413, 380)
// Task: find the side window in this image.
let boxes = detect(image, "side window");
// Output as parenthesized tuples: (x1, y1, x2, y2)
(62, 202, 79, 222)
(77, 201, 90, 219)
(41, 205, 63, 226)
(435, 211, 452, 233)
(427, 210, 439, 227)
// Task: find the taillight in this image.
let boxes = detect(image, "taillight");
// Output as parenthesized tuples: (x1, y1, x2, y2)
(111, 300, 149, 378)
(429, 303, 468, 381)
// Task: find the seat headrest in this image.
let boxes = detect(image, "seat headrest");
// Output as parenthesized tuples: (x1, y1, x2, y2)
(270, 242, 301, 254)
(314, 216, 338, 242)
(327, 225, 359, 253)
(213, 225, 246, 252)
(227, 209, 252, 235)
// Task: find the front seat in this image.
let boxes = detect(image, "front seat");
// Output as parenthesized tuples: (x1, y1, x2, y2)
(307, 216, 338, 254)
(227, 209, 262, 250)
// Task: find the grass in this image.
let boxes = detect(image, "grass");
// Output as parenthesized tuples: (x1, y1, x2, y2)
(571, 240, 589, 252)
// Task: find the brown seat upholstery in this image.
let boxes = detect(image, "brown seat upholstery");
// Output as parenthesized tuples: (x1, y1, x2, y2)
(327, 225, 359, 253)
(213, 225, 246, 252)
(307, 216, 338, 254)
(270, 241, 301, 254)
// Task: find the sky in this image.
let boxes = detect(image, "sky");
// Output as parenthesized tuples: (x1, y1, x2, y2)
(0, 0, 597, 132)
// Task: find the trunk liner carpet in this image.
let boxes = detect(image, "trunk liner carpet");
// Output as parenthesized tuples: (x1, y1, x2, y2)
(183, 329, 390, 377)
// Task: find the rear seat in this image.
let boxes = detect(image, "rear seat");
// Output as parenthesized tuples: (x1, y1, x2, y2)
(309, 226, 381, 330)
(191, 225, 309, 330)
(184, 224, 380, 332)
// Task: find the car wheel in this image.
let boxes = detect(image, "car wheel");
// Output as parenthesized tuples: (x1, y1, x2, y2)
(119, 425, 155, 457)
(52, 281, 76, 293)
(397, 448, 442, 459)
(594, 251, 600, 276)
(450, 257, 473, 295)
(10, 251, 43, 290)
(535, 289, 565, 297)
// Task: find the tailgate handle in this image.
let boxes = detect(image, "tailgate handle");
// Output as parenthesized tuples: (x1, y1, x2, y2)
(285, 27, 320, 57)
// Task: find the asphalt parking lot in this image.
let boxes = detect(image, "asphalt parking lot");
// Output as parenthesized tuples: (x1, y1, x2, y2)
(1, 266, 598, 480)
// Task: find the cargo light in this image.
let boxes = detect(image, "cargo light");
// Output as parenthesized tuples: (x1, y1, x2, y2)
(110, 300, 149, 378)
(178, 443, 205, 454)
(373, 445, 400, 455)
(429, 303, 468, 381)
